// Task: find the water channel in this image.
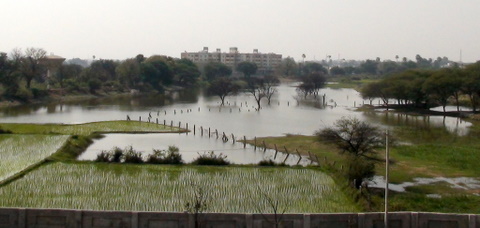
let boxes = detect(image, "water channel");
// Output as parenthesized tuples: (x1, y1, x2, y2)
(0, 82, 472, 165)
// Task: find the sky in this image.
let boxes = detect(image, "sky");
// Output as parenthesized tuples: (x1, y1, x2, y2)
(2, 0, 480, 62)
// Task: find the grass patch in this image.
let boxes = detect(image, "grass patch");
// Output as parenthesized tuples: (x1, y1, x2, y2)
(245, 134, 346, 168)
(389, 193, 480, 213)
(0, 120, 182, 136)
(0, 163, 360, 213)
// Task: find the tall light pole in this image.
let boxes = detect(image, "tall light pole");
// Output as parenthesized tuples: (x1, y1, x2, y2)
(385, 130, 390, 228)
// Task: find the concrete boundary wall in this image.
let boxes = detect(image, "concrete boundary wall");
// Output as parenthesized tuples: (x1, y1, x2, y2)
(0, 208, 478, 228)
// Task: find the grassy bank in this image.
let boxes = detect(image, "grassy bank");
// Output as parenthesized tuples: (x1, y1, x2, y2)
(0, 120, 184, 136)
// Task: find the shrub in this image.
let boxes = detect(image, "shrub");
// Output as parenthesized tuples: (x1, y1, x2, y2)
(191, 151, 230, 166)
(147, 146, 183, 164)
(123, 146, 144, 164)
(110, 147, 123, 163)
(30, 88, 49, 98)
(0, 128, 12, 134)
(95, 150, 111, 162)
(257, 159, 287, 167)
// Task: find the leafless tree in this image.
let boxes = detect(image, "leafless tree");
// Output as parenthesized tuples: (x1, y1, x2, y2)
(21, 47, 47, 88)
(184, 183, 210, 228)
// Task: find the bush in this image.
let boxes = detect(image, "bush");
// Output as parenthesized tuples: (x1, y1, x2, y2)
(257, 159, 287, 167)
(191, 151, 230, 166)
(345, 156, 375, 189)
(88, 78, 102, 93)
(110, 147, 123, 163)
(0, 128, 12, 134)
(14, 87, 33, 101)
(30, 88, 49, 98)
(95, 150, 111, 162)
(123, 146, 144, 164)
(147, 146, 183, 164)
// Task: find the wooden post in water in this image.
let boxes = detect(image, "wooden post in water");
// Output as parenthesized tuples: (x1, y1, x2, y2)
(193, 125, 196, 135)
(262, 141, 267, 152)
(163, 120, 166, 125)
(186, 123, 188, 131)
(283, 153, 290, 163)
(178, 122, 181, 128)
(139, 116, 142, 122)
(274, 144, 278, 159)
(231, 134, 235, 144)
(254, 137, 257, 151)
(243, 136, 246, 148)
(208, 128, 211, 138)
(295, 149, 302, 165)
(215, 129, 219, 139)
(156, 118, 158, 124)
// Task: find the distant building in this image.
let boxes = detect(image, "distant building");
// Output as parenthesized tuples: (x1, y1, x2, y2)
(181, 47, 282, 75)
(39, 53, 66, 89)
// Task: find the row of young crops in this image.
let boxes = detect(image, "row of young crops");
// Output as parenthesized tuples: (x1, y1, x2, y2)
(0, 163, 359, 213)
(0, 134, 69, 182)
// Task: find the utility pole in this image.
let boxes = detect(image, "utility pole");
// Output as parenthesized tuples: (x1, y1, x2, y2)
(385, 130, 390, 228)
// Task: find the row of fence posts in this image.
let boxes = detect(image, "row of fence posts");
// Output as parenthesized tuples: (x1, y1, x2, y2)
(126, 107, 357, 167)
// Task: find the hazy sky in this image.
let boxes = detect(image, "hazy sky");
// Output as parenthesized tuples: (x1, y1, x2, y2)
(2, 0, 479, 62)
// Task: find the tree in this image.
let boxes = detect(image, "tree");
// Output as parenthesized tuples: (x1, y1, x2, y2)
(359, 59, 378, 75)
(0, 52, 20, 96)
(20, 47, 47, 88)
(86, 59, 118, 83)
(317, 117, 384, 158)
(462, 62, 480, 112)
(262, 75, 280, 105)
(422, 68, 459, 112)
(204, 62, 232, 81)
(174, 58, 200, 86)
(208, 77, 239, 105)
(116, 58, 141, 89)
(236, 61, 257, 79)
(316, 117, 385, 188)
(141, 57, 173, 91)
(296, 72, 326, 98)
(329, 66, 346, 76)
(277, 57, 297, 76)
(302, 62, 328, 75)
(56, 64, 83, 88)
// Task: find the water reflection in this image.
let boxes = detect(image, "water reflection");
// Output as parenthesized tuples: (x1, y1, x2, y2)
(363, 110, 471, 136)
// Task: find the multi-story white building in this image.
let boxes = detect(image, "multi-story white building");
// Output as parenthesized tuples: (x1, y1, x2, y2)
(181, 47, 282, 75)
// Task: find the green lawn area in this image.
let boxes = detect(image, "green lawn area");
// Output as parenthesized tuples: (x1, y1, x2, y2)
(0, 163, 360, 213)
(0, 134, 69, 182)
(0, 120, 182, 136)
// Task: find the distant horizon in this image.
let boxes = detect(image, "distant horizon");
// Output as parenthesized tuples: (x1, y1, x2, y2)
(2, 46, 472, 64)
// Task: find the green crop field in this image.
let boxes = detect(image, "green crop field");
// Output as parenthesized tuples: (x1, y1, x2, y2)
(0, 163, 359, 213)
(0, 120, 180, 136)
(0, 134, 69, 182)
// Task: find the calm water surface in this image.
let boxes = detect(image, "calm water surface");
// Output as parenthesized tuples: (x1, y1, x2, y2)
(0, 83, 471, 164)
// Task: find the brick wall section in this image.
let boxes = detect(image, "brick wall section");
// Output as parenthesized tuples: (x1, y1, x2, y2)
(0, 208, 478, 228)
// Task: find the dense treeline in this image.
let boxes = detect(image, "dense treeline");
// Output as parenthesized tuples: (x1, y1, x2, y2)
(360, 62, 480, 113)
(0, 48, 201, 102)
